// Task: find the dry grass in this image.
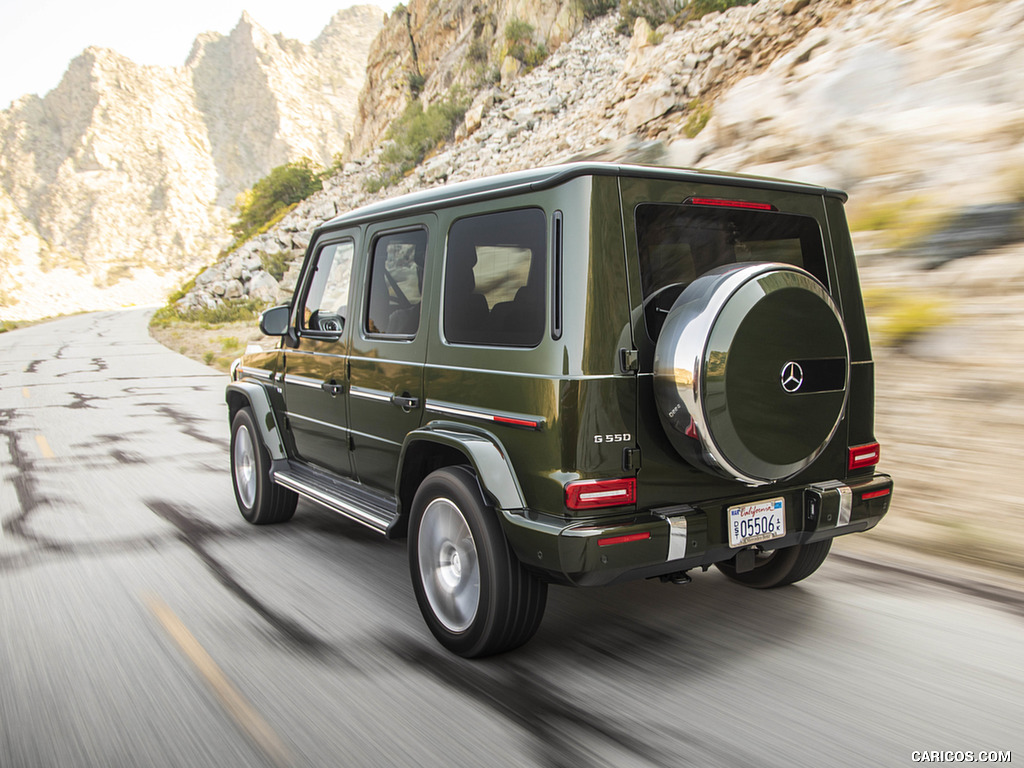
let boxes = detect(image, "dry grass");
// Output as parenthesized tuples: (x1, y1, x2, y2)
(149, 320, 271, 373)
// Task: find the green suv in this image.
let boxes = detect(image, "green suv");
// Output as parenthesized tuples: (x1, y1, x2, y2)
(227, 163, 893, 656)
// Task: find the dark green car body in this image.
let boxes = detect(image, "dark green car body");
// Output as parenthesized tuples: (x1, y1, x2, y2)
(227, 163, 892, 648)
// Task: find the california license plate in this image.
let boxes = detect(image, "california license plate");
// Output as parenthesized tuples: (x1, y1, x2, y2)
(728, 497, 786, 548)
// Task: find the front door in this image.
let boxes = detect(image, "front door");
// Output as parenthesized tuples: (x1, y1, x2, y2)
(347, 219, 434, 493)
(283, 233, 356, 477)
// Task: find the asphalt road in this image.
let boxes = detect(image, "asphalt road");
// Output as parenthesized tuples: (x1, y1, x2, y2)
(1, 309, 1021, 768)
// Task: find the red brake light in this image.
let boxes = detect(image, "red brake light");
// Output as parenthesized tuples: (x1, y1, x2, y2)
(688, 197, 775, 211)
(861, 488, 891, 501)
(849, 442, 880, 471)
(565, 478, 637, 510)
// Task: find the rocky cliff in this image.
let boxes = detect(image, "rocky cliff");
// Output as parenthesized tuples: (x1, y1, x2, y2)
(0, 5, 382, 321)
(347, 0, 585, 159)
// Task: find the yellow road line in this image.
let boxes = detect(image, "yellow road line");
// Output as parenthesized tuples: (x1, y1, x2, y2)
(22, 388, 30, 399)
(144, 594, 291, 767)
(35, 434, 54, 459)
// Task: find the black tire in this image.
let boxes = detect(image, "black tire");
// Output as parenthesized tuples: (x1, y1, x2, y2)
(408, 466, 547, 657)
(715, 539, 832, 588)
(230, 407, 297, 525)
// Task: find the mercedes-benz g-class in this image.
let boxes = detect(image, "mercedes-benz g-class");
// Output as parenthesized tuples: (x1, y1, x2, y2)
(227, 163, 893, 657)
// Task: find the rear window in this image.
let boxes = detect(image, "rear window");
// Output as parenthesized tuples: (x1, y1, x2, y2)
(635, 202, 828, 339)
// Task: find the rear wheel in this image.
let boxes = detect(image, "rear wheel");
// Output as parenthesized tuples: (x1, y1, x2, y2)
(230, 407, 297, 524)
(409, 466, 547, 657)
(715, 539, 832, 588)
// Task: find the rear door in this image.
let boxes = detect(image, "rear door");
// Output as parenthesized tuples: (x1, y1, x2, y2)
(617, 176, 847, 506)
(347, 217, 434, 493)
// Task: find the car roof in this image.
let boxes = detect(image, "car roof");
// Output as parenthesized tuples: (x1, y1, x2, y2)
(319, 161, 848, 233)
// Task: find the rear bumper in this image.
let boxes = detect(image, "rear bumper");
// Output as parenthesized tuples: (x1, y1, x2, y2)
(499, 474, 893, 587)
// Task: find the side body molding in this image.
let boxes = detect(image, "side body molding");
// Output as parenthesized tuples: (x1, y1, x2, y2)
(225, 381, 287, 460)
(399, 423, 527, 511)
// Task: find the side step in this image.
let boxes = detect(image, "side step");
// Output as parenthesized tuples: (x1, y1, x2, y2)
(271, 460, 398, 535)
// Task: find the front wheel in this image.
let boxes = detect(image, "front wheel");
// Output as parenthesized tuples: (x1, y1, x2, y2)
(230, 407, 297, 525)
(409, 466, 547, 657)
(715, 539, 832, 588)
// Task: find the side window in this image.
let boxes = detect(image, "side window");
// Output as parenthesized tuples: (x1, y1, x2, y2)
(365, 229, 428, 338)
(443, 208, 546, 347)
(301, 240, 353, 333)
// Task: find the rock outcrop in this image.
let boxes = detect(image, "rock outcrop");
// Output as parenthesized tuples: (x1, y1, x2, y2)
(347, 0, 584, 159)
(0, 5, 382, 321)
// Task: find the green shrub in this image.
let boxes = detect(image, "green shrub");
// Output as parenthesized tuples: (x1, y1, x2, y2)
(579, 0, 618, 19)
(203, 351, 215, 365)
(231, 158, 323, 243)
(220, 336, 241, 350)
(504, 17, 534, 48)
(681, 0, 758, 22)
(166, 270, 200, 305)
(467, 38, 489, 63)
(260, 250, 290, 281)
(366, 90, 470, 191)
(846, 195, 948, 250)
(408, 72, 426, 96)
(617, 0, 756, 33)
(683, 99, 712, 138)
(617, 0, 673, 33)
(504, 18, 548, 68)
(863, 288, 951, 348)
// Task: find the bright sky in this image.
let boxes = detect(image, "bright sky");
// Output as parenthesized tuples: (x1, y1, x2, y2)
(0, 1, 395, 109)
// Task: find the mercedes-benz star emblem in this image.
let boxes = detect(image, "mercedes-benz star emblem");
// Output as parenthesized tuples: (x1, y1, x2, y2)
(780, 361, 804, 393)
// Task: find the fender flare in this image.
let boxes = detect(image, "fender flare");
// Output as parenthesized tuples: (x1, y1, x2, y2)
(398, 423, 526, 512)
(225, 381, 287, 460)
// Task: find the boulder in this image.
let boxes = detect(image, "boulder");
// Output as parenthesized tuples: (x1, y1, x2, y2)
(622, 78, 677, 133)
(247, 270, 280, 303)
(223, 279, 244, 300)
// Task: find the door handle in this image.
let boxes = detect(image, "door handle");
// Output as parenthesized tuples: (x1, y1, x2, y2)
(390, 393, 419, 411)
(321, 380, 344, 396)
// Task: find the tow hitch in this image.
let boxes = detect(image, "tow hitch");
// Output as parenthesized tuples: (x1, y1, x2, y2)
(658, 571, 692, 585)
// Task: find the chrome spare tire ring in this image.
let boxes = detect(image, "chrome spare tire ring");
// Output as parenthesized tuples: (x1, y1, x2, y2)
(653, 262, 850, 485)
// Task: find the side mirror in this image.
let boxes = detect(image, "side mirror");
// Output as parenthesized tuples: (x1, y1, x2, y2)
(258, 305, 291, 336)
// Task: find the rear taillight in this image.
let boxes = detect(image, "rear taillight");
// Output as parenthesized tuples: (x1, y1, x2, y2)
(848, 442, 880, 471)
(565, 478, 637, 510)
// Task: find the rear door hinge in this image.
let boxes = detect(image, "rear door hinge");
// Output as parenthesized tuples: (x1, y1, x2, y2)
(623, 448, 642, 471)
(620, 348, 639, 373)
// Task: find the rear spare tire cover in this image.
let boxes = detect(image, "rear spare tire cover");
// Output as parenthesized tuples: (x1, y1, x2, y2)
(653, 262, 849, 485)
